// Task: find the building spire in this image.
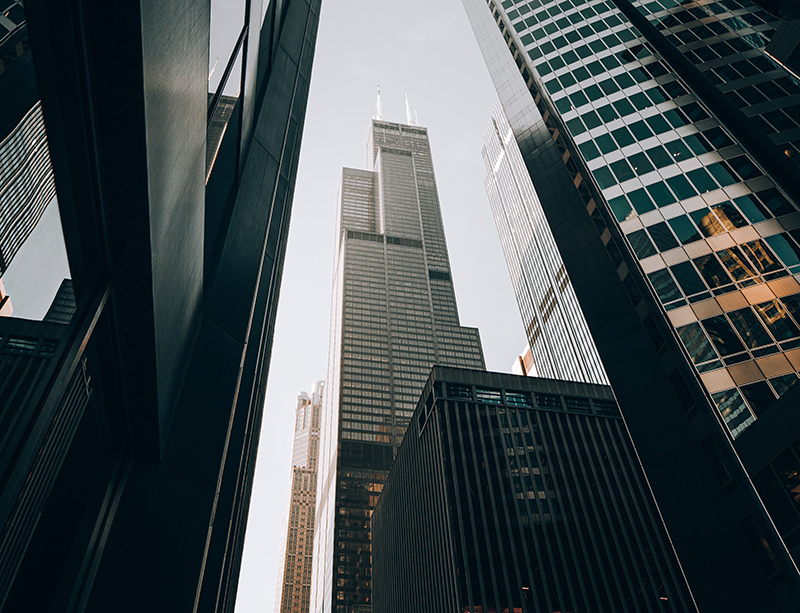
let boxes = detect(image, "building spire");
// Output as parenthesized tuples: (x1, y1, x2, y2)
(405, 90, 417, 125)
(374, 85, 383, 120)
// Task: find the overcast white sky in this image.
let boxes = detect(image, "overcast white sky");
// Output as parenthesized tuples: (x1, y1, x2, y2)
(235, 1, 523, 610)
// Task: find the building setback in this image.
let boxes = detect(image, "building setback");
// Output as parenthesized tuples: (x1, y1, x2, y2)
(310, 115, 485, 613)
(0, 1, 321, 611)
(463, 0, 800, 609)
(276, 382, 324, 613)
(373, 366, 696, 613)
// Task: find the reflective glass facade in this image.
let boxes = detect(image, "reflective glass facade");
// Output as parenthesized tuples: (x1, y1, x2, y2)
(373, 367, 696, 613)
(276, 382, 324, 613)
(478, 0, 800, 437)
(465, 0, 800, 608)
(311, 119, 485, 613)
(484, 102, 607, 383)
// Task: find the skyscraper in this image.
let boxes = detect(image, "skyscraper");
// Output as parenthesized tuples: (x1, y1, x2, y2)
(0, 1, 321, 611)
(310, 113, 486, 613)
(464, 0, 800, 609)
(484, 102, 607, 384)
(373, 366, 696, 613)
(276, 382, 324, 613)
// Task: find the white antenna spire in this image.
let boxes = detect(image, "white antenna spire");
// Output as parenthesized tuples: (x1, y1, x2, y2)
(405, 90, 417, 125)
(414, 108, 419, 125)
(374, 85, 383, 120)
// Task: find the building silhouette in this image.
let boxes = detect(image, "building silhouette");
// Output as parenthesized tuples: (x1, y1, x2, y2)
(0, 0, 321, 611)
(373, 366, 696, 613)
(310, 112, 485, 613)
(275, 382, 324, 613)
(464, 0, 800, 610)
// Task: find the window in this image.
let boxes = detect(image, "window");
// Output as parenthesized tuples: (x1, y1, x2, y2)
(646, 181, 676, 206)
(728, 307, 772, 349)
(754, 300, 800, 341)
(666, 174, 696, 199)
(671, 261, 706, 295)
(740, 381, 777, 416)
(628, 188, 656, 214)
(628, 229, 658, 258)
(677, 322, 718, 364)
(536, 393, 562, 408)
(476, 387, 503, 404)
(669, 215, 701, 244)
(648, 222, 679, 251)
(649, 269, 682, 304)
(702, 315, 746, 356)
(711, 388, 754, 435)
(694, 254, 733, 289)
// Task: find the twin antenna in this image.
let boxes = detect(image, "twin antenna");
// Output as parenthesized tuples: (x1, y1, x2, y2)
(373, 86, 418, 125)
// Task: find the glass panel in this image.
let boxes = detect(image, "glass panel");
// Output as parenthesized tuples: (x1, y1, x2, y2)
(702, 315, 746, 356)
(668, 215, 701, 244)
(765, 234, 800, 268)
(711, 202, 747, 230)
(694, 254, 733, 288)
(649, 269, 682, 304)
(770, 374, 798, 396)
(728, 307, 773, 349)
(671, 261, 706, 295)
(740, 381, 777, 416)
(754, 300, 800, 341)
(648, 222, 678, 251)
(741, 239, 783, 275)
(677, 322, 718, 364)
(711, 389, 755, 436)
(628, 229, 658, 259)
(691, 208, 726, 237)
(717, 247, 757, 281)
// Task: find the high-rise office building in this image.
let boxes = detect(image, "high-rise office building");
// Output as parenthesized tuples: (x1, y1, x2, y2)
(0, 1, 321, 611)
(464, 0, 800, 609)
(484, 102, 607, 384)
(373, 366, 696, 613)
(275, 382, 324, 613)
(310, 115, 486, 613)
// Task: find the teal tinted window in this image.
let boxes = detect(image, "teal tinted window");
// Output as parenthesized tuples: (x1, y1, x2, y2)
(646, 146, 673, 169)
(629, 120, 653, 140)
(669, 215, 701, 244)
(596, 133, 617, 154)
(645, 114, 671, 134)
(729, 156, 761, 181)
(708, 163, 737, 187)
(646, 87, 668, 104)
(758, 188, 796, 217)
(567, 118, 587, 136)
(597, 105, 618, 121)
(593, 166, 616, 189)
(694, 254, 733, 288)
(570, 91, 589, 108)
(664, 109, 688, 128)
(770, 374, 798, 396)
(556, 97, 573, 113)
(630, 92, 652, 110)
(666, 174, 696, 199)
(678, 322, 718, 364)
(576, 44, 592, 58)
(628, 188, 656, 214)
(615, 72, 635, 89)
(734, 195, 769, 223)
(702, 315, 746, 356)
(608, 195, 633, 221)
(766, 234, 800, 268)
(611, 127, 635, 147)
(587, 60, 604, 75)
(649, 222, 679, 251)
(582, 110, 602, 129)
(684, 133, 712, 155)
(687, 168, 718, 193)
(573, 66, 590, 81)
(559, 73, 576, 88)
(599, 78, 620, 95)
(664, 139, 691, 162)
(610, 159, 635, 182)
(646, 181, 676, 206)
(613, 98, 635, 116)
(628, 229, 658, 258)
(579, 140, 601, 161)
(585, 84, 604, 101)
(629, 152, 654, 175)
(740, 382, 777, 416)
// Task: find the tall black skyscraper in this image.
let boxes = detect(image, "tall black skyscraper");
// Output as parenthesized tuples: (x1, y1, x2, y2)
(311, 113, 485, 613)
(0, 1, 320, 611)
(464, 0, 800, 610)
(373, 366, 696, 613)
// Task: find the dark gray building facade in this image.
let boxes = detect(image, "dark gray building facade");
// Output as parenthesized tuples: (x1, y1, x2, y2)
(373, 366, 696, 613)
(0, 0, 320, 611)
(311, 118, 485, 613)
(464, 0, 800, 610)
